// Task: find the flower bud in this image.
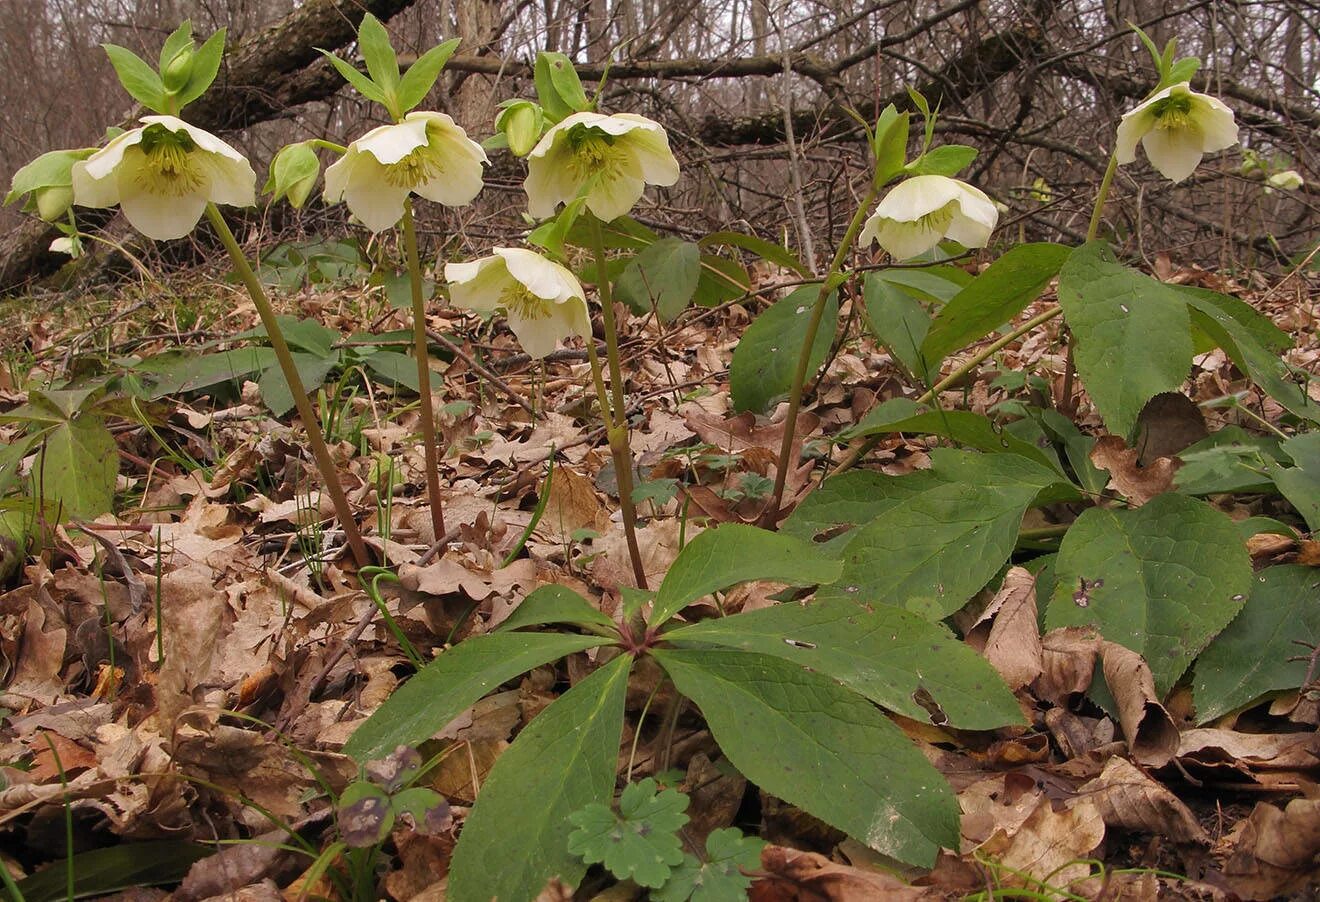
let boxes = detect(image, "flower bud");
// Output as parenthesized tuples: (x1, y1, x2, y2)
(162, 47, 195, 93)
(497, 101, 544, 157)
(35, 185, 73, 221)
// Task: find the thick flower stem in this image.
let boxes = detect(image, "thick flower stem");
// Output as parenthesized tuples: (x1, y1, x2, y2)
(402, 200, 446, 543)
(833, 304, 1065, 475)
(204, 204, 371, 568)
(762, 185, 879, 527)
(587, 218, 648, 590)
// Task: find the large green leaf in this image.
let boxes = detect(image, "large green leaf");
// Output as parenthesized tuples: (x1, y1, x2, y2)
(15, 841, 213, 902)
(1057, 242, 1193, 437)
(693, 252, 752, 307)
(137, 347, 278, 397)
(101, 44, 166, 111)
(654, 649, 959, 867)
(844, 397, 1064, 473)
(614, 238, 702, 322)
(342, 631, 608, 761)
(1266, 433, 1320, 532)
(861, 273, 931, 381)
(258, 351, 338, 418)
(649, 524, 842, 626)
(497, 584, 615, 633)
(665, 598, 1023, 729)
(699, 230, 809, 276)
(1174, 428, 1282, 495)
(729, 284, 837, 414)
(921, 243, 1071, 366)
(35, 413, 117, 520)
(779, 470, 926, 553)
(396, 37, 461, 112)
(1044, 493, 1252, 696)
(816, 450, 1059, 619)
(1194, 566, 1320, 723)
(363, 350, 443, 394)
(448, 655, 631, 902)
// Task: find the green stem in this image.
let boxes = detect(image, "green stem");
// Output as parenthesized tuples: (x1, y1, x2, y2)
(402, 200, 446, 543)
(833, 305, 1065, 475)
(204, 203, 370, 568)
(588, 217, 648, 589)
(308, 138, 348, 155)
(763, 184, 879, 525)
(1086, 152, 1121, 242)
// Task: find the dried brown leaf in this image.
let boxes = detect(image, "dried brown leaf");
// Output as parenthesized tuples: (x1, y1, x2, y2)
(968, 567, 1042, 690)
(1077, 756, 1208, 843)
(1100, 641, 1179, 768)
(1223, 796, 1320, 899)
(750, 845, 929, 901)
(1089, 435, 1179, 507)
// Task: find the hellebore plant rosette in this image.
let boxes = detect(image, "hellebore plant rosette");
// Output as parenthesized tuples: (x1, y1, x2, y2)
(1115, 82, 1238, 183)
(325, 111, 488, 232)
(860, 174, 999, 261)
(70, 115, 255, 240)
(524, 111, 680, 222)
(445, 248, 591, 359)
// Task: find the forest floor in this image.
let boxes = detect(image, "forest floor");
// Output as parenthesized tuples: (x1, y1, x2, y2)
(1, 242, 1318, 901)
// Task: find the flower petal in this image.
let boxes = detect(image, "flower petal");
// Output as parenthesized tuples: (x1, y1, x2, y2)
(1192, 95, 1238, 151)
(524, 143, 580, 219)
(446, 255, 510, 313)
(412, 148, 485, 207)
(1141, 125, 1205, 183)
(355, 118, 431, 166)
(874, 175, 961, 223)
(204, 153, 257, 207)
(621, 124, 679, 187)
(864, 213, 945, 260)
(496, 247, 584, 302)
(116, 165, 208, 240)
(586, 170, 646, 222)
(342, 166, 411, 231)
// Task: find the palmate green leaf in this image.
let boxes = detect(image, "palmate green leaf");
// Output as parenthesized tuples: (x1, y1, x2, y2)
(844, 397, 1065, 474)
(102, 43, 167, 111)
(1044, 493, 1252, 696)
(320, 50, 389, 105)
(497, 584, 615, 633)
(649, 524, 843, 626)
(1266, 433, 1320, 532)
(921, 243, 1072, 367)
(729, 283, 837, 413)
(1195, 566, 1320, 723)
(1057, 242, 1193, 437)
(665, 597, 1023, 729)
(861, 273, 931, 380)
(567, 778, 689, 887)
(35, 412, 118, 520)
(356, 13, 400, 96)
(654, 649, 960, 867)
(614, 237, 702, 322)
(257, 352, 337, 418)
(448, 655, 631, 902)
(655, 828, 765, 902)
(816, 450, 1060, 619)
(342, 631, 608, 761)
(175, 28, 225, 109)
(905, 143, 977, 177)
(396, 37, 461, 112)
(779, 470, 926, 553)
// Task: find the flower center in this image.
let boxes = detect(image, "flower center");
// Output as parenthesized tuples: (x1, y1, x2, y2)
(912, 202, 955, 232)
(384, 127, 446, 189)
(136, 125, 204, 196)
(1149, 94, 1195, 129)
(500, 282, 551, 320)
(566, 127, 624, 182)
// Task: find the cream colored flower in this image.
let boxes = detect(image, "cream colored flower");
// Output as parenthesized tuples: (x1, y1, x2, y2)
(860, 175, 998, 260)
(1266, 169, 1304, 192)
(70, 116, 255, 240)
(524, 111, 679, 222)
(325, 112, 488, 232)
(1115, 83, 1238, 183)
(445, 248, 590, 359)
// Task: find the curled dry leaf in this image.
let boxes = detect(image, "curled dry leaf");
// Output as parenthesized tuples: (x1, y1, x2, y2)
(967, 566, 1042, 690)
(1223, 796, 1320, 900)
(1089, 434, 1179, 507)
(1077, 756, 1209, 844)
(1100, 641, 1180, 768)
(1035, 627, 1103, 703)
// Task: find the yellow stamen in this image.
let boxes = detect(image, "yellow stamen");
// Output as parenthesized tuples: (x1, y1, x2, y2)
(384, 127, 446, 189)
(501, 282, 551, 320)
(135, 130, 205, 197)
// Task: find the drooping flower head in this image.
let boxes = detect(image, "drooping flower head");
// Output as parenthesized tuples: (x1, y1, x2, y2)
(1115, 82, 1238, 183)
(70, 115, 255, 240)
(860, 174, 998, 260)
(524, 111, 679, 222)
(445, 248, 591, 359)
(325, 112, 488, 232)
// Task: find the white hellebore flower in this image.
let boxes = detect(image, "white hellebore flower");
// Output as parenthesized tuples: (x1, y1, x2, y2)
(325, 112, 488, 233)
(860, 175, 998, 261)
(70, 116, 255, 241)
(445, 248, 591, 359)
(525, 111, 679, 222)
(1266, 169, 1304, 192)
(1115, 82, 1238, 183)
